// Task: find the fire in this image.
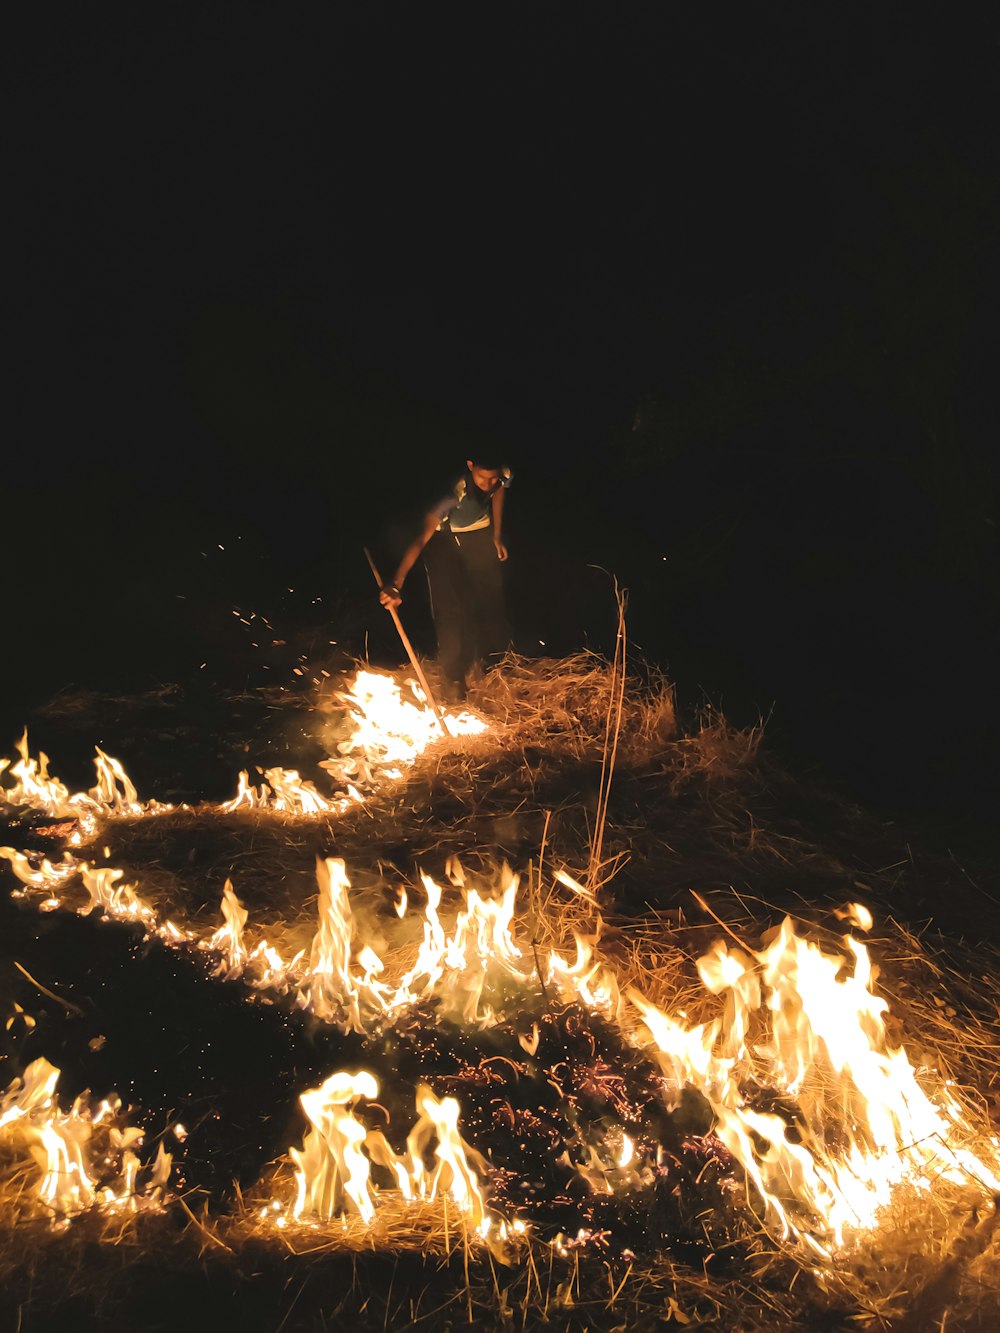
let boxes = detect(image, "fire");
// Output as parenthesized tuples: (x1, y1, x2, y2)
(396, 867, 531, 1024)
(4, 674, 999, 1274)
(321, 670, 486, 791)
(630, 913, 1000, 1250)
(0, 1057, 171, 1220)
(0, 846, 78, 910)
(298, 857, 374, 1030)
(0, 731, 173, 839)
(224, 670, 486, 814)
(292, 858, 546, 1030)
(291, 1071, 381, 1223)
(3, 667, 487, 829)
(223, 767, 340, 816)
(548, 924, 621, 1016)
(80, 864, 158, 928)
(286, 1070, 489, 1233)
(407, 1084, 489, 1230)
(90, 747, 142, 816)
(1, 732, 78, 817)
(203, 878, 249, 977)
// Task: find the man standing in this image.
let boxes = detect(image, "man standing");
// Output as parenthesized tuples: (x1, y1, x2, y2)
(379, 456, 511, 701)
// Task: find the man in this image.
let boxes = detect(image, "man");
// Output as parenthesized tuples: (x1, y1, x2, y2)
(379, 456, 511, 701)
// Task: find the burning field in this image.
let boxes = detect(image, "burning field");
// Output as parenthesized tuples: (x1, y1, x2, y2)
(2, 655, 999, 1330)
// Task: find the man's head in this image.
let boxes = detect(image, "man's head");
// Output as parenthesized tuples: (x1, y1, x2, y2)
(467, 455, 510, 494)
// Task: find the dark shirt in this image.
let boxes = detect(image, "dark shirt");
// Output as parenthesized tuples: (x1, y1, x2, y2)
(432, 470, 494, 530)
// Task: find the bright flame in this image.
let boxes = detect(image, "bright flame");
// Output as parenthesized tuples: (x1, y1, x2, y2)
(90, 748, 141, 815)
(548, 926, 621, 1017)
(286, 1071, 489, 1232)
(291, 1071, 380, 1223)
(322, 670, 487, 794)
(407, 1084, 489, 1230)
(631, 915, 1000, 1249)
(222, 767, 336, 815)
(203, 879, 249, 977)
(0, 732, 171, 836)
(394, 865, 533, 1023)
(298, 857, 371, 1031)
(223, 670, 488, 818)
(5, 705, 998, 1259)
(835, 901, 874, 932)
(79, 864, 157, 928)
(0, 1057, 171, 1219)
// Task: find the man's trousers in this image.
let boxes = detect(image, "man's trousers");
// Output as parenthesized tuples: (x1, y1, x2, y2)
(423, 526, 509, 685)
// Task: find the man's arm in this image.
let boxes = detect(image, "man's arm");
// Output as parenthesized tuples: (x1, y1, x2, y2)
(491, 486, 508, 562)
(379, 512, 441, 608)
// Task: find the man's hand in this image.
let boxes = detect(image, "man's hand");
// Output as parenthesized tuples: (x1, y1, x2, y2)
(494, 541, 509, 562)
(379, 583, 403, 610)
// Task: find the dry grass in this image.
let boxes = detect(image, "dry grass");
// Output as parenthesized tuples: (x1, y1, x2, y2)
(3, 653, 1000, 1329)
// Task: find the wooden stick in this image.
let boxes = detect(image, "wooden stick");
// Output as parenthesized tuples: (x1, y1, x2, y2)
(363, 547, 453, 736)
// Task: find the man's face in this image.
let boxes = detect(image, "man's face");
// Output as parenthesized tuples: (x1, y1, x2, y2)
(467, 461, 502, 494)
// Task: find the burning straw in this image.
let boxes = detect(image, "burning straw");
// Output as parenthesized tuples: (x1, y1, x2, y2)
(2, 656, 1000, 1328)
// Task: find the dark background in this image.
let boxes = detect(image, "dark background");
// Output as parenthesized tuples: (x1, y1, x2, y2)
(7, 7, 998, 835)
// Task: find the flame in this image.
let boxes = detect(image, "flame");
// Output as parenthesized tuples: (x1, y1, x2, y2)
(197, 878, 301, 988)
(0, 1057, 171, 1219)
(0, 732, 172, 842)
(89, 747, 141, 815)
(4, 667, 485, 833)
(224, 670, 488, 817)
(394, 866, 535, 1024)
(286, 1071, 489, 1233)
(291, 1071, 380, 1223)
(548, 926, 621, 1017)
(223, 767, 337, 815)
(5, 697, 998, 1260)
(407, 1084, 489, 1230)
(1, 732, 76, 816)
(0, 847, 78, 908)
(79, 864, 158, 928)
(298, 857, 375, 1030)
(203, 879, 249, 977)
(289, 859, 547, 1031)
(835, 901, 874, 932)
(322, 670, 486, 792)
(631, 915, 1000, 1250)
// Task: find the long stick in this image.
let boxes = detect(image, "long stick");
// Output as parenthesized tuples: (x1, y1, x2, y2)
(363, 547, 453, 737)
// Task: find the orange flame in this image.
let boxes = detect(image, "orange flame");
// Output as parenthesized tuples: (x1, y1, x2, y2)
(0, 1057, 171, 1220)
(631, 914, 1000, 1250)
(285, 1070, 489, 1233)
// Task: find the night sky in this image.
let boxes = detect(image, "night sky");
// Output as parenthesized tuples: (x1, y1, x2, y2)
(8, 8, 998, 829)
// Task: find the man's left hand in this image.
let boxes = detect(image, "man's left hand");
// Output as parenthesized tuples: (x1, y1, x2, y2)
(495, 541, 508, 562)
